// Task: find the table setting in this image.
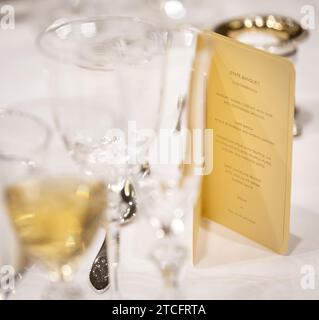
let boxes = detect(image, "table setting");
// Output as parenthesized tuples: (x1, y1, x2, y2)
(0, 0, 319, 301)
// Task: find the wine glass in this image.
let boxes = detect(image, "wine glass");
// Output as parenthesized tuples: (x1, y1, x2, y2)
(136, 29, 208, 299)
(138, 152, 202, 299)
(0, 108, 52, 292)
(0, 108, 52, 299)
(0, 109, 44, 297)
(36, 16, 170, 298)
(0, 108, 107, 299)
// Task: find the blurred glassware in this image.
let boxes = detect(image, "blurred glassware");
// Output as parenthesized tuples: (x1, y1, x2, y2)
(6, 174, 107, 300)
(0, 108, 52, 166)
(214, 14, 309, 136)
(145, 0, 205, 28)
(34, 0, 110, 31)
(37, 16, 170, 298)
(0, 108, 52, 299)
(136, 28, 205, 299)
(138, 140, 201, 299)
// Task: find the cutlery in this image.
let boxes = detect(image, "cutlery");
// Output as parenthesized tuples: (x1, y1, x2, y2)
(89, 178, 137, 293)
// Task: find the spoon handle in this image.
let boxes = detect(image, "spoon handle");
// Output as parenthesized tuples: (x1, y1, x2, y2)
(89, 237, 109, 293)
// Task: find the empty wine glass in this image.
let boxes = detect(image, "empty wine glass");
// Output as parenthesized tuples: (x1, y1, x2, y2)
(36, 16, 170, 298)
(138, 156, 202, 299)
(136, 28, 207, 299)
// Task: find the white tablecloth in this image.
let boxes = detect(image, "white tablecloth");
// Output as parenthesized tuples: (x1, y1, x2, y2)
(1, 0, 319, 299)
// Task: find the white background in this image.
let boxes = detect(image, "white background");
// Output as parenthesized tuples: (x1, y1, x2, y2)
(0, 0, 319, 299)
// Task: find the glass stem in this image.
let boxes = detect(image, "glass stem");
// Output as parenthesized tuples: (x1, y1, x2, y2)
(152, 236, 186, 300)
(42, 268, 80, 300)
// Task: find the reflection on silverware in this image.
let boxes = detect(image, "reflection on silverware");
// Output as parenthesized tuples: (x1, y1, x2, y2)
(89, 238, 109, 293)
(120, 179, 137, 225)
(140, 162, 151, 179)
(89, 179, 137, 292)
(214, 15, 307, 52)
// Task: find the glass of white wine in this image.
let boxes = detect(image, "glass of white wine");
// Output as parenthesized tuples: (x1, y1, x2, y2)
(0, 108, 107, 299)
(0, 108, 52, 299)
(5, 175, 107, 299)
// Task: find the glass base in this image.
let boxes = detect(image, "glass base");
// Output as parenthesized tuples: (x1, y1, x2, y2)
(151, 240, 187, 299)
(42, 281, 83, 300)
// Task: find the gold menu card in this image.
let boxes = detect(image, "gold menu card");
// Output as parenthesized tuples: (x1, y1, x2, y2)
(191, 32, 295, 261)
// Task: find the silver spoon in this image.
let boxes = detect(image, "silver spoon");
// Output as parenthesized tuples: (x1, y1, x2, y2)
(89, 178, 139, 293)
(89, 237, 109, 293)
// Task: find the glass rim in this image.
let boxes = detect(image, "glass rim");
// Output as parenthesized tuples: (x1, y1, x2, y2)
(0, 108, 52, 162)
(36, 15, 200, 69)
